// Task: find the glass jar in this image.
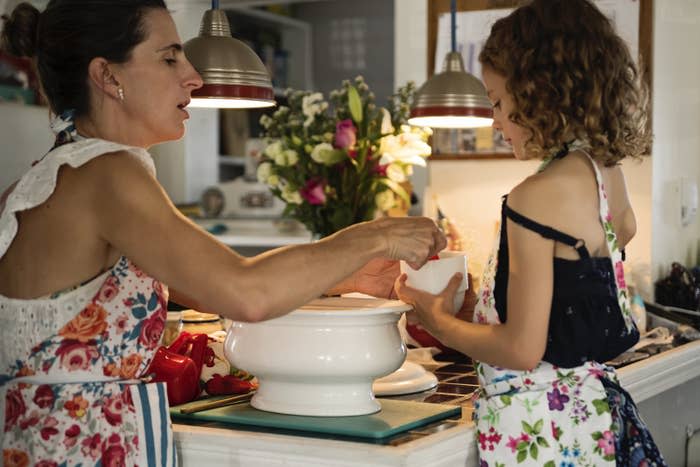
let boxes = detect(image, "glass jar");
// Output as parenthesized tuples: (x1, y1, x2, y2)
(163, 311, 183, 346)
(181, 310, 224, 335)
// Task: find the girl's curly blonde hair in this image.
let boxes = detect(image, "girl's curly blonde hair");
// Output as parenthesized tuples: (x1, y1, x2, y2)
(479, 0, 651, 165)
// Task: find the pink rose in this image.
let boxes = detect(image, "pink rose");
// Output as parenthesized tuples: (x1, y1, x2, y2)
(19, 410, 40, 430)
(96, 275, 120, 303)
(55, 340, 99, 371)
(102, 394, 124, 426)
(598, 430, 615, 456)
(138, 311, 165, 350)
(33, 385, 55, 409)
(64, 424, 80, 448)
(373, 163, 388, 176)
(40, 416, 59, 441)
(334, 119, 356, 149)
(102, 434, 126, 467)
(81, 433, 102, 459)
(35, 461, 58, 467)
(615, 261, 626, 290)
(300, 178, 327, 205)
(153, 280, 168, 309)
(4, 388, 26, 431)
(116, 314, 129, 332)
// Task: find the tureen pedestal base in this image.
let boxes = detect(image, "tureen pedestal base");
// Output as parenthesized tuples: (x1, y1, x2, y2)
(251, 379, 380, 416)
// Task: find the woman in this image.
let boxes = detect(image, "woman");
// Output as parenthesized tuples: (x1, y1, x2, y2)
(0, 1, 444, 464)
(396, 0, 666, 465)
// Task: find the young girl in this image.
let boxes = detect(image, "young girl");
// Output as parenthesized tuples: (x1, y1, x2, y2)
(0, 1, 443, 464)
(396, 0, 667, 465)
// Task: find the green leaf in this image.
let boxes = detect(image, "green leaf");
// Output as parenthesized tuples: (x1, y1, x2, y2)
(517, 449, 527, 463)
(148, 291, 159, 310)
(500, 394, 512, 406)
(544, 461, 556, 467)
(348, 86, 363, 123)
(591, 431, 603, 441)
(529, 442, 539, 460)
(592, 398, 610, 415)
(132, 306, 147, 319)
(522, 420, 534, 435)
(533, 419, 543, 434)
(378, 178, 410, 205)
(537, 436, 549, 448)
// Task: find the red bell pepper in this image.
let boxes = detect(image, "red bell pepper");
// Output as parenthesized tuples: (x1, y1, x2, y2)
(146, 332, 210, 406)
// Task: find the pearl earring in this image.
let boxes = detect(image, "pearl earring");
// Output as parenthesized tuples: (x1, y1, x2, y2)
(118, 87, 125, 101)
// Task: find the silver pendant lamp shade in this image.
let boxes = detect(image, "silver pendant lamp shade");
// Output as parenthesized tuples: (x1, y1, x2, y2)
(408, 1, 492, 128)
(185, 5, 276, 109)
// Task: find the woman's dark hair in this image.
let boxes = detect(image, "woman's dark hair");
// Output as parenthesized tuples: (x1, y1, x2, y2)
(479, 0, 651, 164)
(1, 0, 167, 116)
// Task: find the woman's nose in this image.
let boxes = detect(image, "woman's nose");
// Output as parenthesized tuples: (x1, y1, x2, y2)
(491, 118, 502, 132)
(183, 60, 204, 90)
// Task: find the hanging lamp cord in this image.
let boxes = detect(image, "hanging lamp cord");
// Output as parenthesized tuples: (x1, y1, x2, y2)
(450, 0, 456, 52)
(212, 0, 219, 9)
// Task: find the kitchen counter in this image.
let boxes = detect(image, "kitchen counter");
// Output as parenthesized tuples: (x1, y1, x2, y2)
(195, 218, 312, 248)
(173, 340, 700, 466)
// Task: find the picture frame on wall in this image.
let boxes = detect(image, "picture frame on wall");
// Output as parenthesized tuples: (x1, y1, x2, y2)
(427, 0, 653, 160)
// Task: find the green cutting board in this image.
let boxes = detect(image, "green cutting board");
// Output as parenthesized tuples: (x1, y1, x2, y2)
(170, 398, 461, 439)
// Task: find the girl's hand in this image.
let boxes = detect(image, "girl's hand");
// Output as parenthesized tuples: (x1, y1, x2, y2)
(324, 258, 400, 298)
(394, 271, 464, 338)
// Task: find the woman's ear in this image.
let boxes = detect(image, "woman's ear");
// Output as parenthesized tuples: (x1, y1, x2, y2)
(87, 57, 121, 101)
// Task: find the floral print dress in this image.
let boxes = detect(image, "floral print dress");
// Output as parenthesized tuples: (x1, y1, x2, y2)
(0, 127, 175, 466)
(471, 147, 666, 466)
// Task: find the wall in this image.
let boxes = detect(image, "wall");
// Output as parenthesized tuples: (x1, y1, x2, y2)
(150, 0, 219, 205)
(0, 104, 53, 193)
(394, 0, 697, 298)
(650, 0, 700, 279)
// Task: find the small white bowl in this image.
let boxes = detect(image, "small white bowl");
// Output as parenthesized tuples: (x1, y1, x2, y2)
(400, 250, 468, 314)
(224, 297, 410, 416)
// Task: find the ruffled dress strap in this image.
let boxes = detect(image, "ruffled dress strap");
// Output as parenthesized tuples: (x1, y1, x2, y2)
(576, 149, 636, 333)
(0, 138, 154, 260)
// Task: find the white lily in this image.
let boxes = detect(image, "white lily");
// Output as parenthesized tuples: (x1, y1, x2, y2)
(380, 108, 394, 135)
(378, 131, 431, 167)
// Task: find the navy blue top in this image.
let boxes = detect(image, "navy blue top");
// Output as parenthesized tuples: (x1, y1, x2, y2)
(493, 196, 639, 368)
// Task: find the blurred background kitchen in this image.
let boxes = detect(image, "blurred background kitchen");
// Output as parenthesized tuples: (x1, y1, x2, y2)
(1, 0, 699, 464)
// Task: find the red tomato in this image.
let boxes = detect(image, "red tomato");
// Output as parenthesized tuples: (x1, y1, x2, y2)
(205, 374, 255, 396)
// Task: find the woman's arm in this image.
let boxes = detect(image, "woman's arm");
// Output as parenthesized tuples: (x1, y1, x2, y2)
(87, 152, 445, 322)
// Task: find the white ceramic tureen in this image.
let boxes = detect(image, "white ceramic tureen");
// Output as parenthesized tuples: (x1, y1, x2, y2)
(224, 296, 410, 416)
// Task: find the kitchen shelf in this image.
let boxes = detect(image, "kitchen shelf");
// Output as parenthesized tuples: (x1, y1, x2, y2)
(218, 155, 246, 166)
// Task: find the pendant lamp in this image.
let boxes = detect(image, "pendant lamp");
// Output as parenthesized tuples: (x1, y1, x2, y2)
(408, 0, 492, 128)
(184, 0, 276, 109)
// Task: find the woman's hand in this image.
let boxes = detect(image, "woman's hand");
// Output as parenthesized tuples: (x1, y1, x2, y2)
(394, 271, 465, 338)
(363, 216, 446, 270)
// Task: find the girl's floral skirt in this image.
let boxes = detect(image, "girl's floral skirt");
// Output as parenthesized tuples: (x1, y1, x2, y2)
(473, 361, 667, 466)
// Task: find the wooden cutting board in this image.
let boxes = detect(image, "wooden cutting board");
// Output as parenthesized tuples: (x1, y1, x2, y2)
(170, 398, 461, 439)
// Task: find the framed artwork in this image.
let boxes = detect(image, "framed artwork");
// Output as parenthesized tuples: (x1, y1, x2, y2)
(426, 0, 653, 160)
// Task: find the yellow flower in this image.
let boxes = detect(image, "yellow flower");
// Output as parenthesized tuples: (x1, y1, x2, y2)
(375, 190, 396, 211)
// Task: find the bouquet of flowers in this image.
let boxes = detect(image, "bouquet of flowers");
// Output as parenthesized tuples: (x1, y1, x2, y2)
(257, 76, 432, 238)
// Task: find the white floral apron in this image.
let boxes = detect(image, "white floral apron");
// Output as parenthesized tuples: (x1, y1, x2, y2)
(0, 112, 176, 466)
(471, 148, 663, 466)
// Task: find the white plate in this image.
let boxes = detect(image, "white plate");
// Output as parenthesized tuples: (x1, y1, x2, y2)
(372, 361, 438, 396)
